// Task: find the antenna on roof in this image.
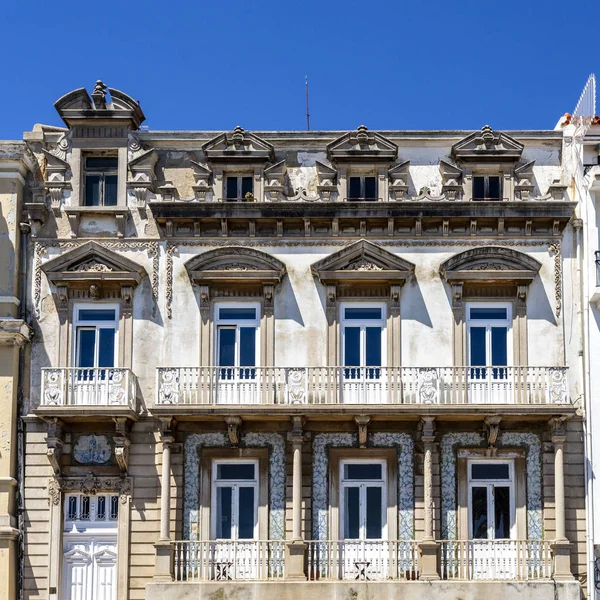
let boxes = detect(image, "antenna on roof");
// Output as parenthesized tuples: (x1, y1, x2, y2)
(305, 76, 311, 131)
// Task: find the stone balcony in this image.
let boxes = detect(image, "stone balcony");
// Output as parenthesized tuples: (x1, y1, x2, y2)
(36, 367, 139, 420)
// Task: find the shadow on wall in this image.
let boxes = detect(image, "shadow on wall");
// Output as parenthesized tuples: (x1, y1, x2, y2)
(275, 274, 304, 328)
(527, 277, 557, 326)
(401, 275, 433, 328)
(0, 201, 15, 304)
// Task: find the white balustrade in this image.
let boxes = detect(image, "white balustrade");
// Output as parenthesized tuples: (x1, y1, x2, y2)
(172, 540, 285, 581)
(439, 540, 552, 581)
(306, 540, 419, 581)
(41, 368, 137, 409)
(156, 366, 569, 406)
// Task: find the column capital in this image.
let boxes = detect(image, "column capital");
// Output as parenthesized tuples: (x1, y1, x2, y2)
(420, 416, 436, 443)
(550, 416, 568, 445)
(288, 415, 306, 445)
(354, 415, 371, 448)
(159, 417, 176, 445)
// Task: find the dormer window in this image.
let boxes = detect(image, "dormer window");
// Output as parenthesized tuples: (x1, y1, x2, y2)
(84, 156, 118, 206)
(348, 176, 377, 201)
(472, 175, 502, 201)
(226, 175, 254, 201)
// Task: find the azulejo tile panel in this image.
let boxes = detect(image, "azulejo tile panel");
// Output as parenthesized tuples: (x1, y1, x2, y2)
(312, 432, 414, 540)
(183, 431, 286, 540)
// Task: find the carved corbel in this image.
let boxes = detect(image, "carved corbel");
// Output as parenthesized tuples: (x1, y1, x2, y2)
(451, 282, 464, 319)
(390, 285, 401, 316)
(264, 160, 287, 202)
(288, 416, 306, 445)
(159, 417, 176, 447)
(550, 416, 568, 444)
(190, 161, 213, 201)
(440, 160, 463, 201)
(45, 418, 65, 476)
(120, 285, 134, 316)
(388, 160, 410, 201)
(316, 160, 337, 201)
(263, 284, 275, 315)
(115, 213, 126, 238)
(24, 200, 47, 237)
(516, 284, 527, 317)
(67, 213, 80, 238)
(225, 416, 243, 447)
(420, 416, 436, 444)
(514, 161, 535, 200)
(484, 416, 502, 449)
(55, 285, 69, 315)
(113, 418, 132, 474)
(354, 415, 371, 449)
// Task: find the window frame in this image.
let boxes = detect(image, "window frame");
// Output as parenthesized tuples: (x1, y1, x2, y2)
(340, 302, 387, 368)
(83, 155, 119, 207)
(210, 458, 259, 541)
(339, 458, 387, 541)
(472, 174, 502, 201)
(348, 175, 378, 201)
(465, 302, 512, 368)
(467, 459, 516, 541)
(214, 301, 261, 369)
(72, 303, 120, 369)
(225, 174, 255, 201)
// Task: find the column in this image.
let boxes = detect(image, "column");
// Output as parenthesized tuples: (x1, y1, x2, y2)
(154, 418, 174, 581)
(286, 416, 307, 580)
(551, 418, 573, 580)
(418, 417, 439, 580)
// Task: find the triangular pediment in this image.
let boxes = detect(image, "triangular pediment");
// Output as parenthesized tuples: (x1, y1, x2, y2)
(185, 246, 286, 285)
(327, 126, 398, 162)
(202, 126, 275, 162)
(63, 548, 91, 564)
(42, 241, 148, 286)
(54, 88, 93, 112)
(128, 148, 158, 169)
(451, 125, 524, 163)
(312, 240, 414, 284)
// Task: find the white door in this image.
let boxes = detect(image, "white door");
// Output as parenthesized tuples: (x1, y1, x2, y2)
(468, 460, 516, 579)
(341, 305, 385, 404)
(340, 460, 388, 580)
(466, 304, 511, 404)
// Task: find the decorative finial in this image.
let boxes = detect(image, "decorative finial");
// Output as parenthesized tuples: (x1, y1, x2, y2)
(232, 126, 245, 143)
(91, 80, 108, 109)
(480, 124, 495, 147)
(356, 125, 369, 144)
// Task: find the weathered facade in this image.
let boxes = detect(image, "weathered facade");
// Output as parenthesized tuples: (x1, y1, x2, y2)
(14, 81, 587, 600)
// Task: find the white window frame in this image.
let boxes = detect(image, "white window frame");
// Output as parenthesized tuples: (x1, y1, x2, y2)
(466, 302, 512, 368)
(210, 458, 259, 541)
(467, 459, 516, 541)
(340, 302, 386, 368)
(214, 301, 261, 368)
(64, 493, 120, 534)
(225, 173, 254, 200)
(72, 303, 120, 368)
(339, 458, 387, 541)
(348, 175, 378, 201)
(472, 173, 503, 201)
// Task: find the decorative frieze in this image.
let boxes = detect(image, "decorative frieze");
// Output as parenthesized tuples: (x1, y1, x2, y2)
(47, 474, 132, 506)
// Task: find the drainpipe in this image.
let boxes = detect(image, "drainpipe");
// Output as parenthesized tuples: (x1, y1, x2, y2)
(16, 222, 30, 600)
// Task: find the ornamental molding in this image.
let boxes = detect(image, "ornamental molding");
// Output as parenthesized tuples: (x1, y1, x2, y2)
(327, 125, 398, 162)
(67, 259, 114, 273)
(451, 125, 524, 164)
(202, 126, 275, 163)
(47, 474, 132, 506)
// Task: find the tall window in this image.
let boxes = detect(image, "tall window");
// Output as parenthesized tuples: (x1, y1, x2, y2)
(215, 303, 260, 378)
(468, 460, 515, 540)
(348, 176, 377, 201)
(340, 460, 387, 540)
(225, 175, 254, 201)
(73, 305, 119, 369)
(84, 156, 118, 206)
(211, 460, 258, 540)
(341, 304, 385, 378)
(472, 175, 502, 201)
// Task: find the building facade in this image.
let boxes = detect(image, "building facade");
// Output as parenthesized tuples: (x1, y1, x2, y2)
(16, 81, 586, 600)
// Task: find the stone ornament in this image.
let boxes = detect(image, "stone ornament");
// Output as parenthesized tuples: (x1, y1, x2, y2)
(73, 435, 112, 465)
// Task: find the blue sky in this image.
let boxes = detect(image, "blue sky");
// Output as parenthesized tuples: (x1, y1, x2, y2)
(2, 0, 598, 138)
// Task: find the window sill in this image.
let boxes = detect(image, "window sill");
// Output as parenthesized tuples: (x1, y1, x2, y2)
(64, 206, 129, 238)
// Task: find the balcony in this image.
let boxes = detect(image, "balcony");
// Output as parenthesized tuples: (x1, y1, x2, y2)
(38, 367, 139, 419)
(155, 366, 569, 411)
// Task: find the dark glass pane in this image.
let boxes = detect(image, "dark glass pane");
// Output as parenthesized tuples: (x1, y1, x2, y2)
(344, 308, 382, 320)
(469, 308, 507, 320)
(491, 327, 508, 368)
(366, 487, 382, 539)
(239, 327, 256, 367)
(86, 157, 118, 170)
(471, 487, 488, 539)
(216, 487, 232, 538)
(238, 487, 255, 539)
(471, 463, 510, 480)
(81, 496, 90, 520)
(473, 176, 485, 200)
(488, 176, 501, 200)
(364, 177, 377, 200)
(218, 328, 236, 367)
(345, 487, 360, 539)
(226, 177, 238, 199)
(365, 327, 381, 367)
(241, 177, 253, 197)
(219, 308, 257, 320)
(344, 327, 360, 367)
(494, 486, 511, 539)
(97, 496, 106, 520)
(217, 463, 255, 480)
(345, 463, 382, 480)
(104, 175, 118, 206)
(98, 329, 115, 368)
(78, 309, 117, 322)
(110, 496, 119, 520)
(85, 175, 101, 206)
(349, 177, 361, 199)
(68, 496, 78, 520)
(77, 329, 96, 368)
(469, 327, 486, 367)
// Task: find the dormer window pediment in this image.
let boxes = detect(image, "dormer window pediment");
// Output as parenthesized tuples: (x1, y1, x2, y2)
(203, 127, 275, 163)
(451, 125, 524, 164)
(327, 126, 397, 163)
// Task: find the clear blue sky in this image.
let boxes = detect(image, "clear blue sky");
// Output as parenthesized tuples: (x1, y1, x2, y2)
(2, 0, 598, 139)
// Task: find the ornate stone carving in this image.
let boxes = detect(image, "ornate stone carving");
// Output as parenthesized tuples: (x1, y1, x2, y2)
(464, 262, 512, 271)
(47, 475, 132, 505)
(114, 418, 132, 474)
(205, 262, 261, 271)
(418, 368, 439, 404)
(548, 241, 562, 317)
(48, 478, 61, 506)
(68, 259, 114, 273)
(342, 257, 384, 271)
(165, 242, 177, 319)
(45, 418, 64, 476)
(288, 187, 321, 202)
(484, 416, 502, 448)
(354, 415, 371, 449)
(225, 416, 243, 447)
(388, 160, 410, 200)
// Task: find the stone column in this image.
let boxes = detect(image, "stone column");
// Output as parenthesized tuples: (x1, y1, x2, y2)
(154, 419, 175, 581)
(551, 418, 573, 580)
(285, 417, 307, 580)
(418, 417, 439, 580)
